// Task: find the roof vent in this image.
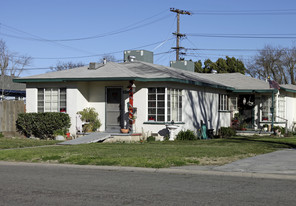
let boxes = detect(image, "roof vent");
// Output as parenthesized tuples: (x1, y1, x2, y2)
(88, 62, 104, 70)
(128, 55, 136, 62)
(211, 70, 217, 74)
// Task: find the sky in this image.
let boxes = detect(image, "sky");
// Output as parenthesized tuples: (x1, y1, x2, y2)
(1, 0, 296, 77)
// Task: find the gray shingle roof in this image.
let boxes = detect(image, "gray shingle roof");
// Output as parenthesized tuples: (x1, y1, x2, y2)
(280, 84, 296, 92)
(14, 61, 276, 92)
(1, 75, 25, 91)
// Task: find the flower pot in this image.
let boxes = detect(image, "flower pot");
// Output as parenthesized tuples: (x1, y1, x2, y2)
(120, 128, 129, 133)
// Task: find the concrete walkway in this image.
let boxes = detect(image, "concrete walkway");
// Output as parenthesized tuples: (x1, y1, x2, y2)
(58, 132, 111, 145)
(213, 149, 296, 175)
(171, 149, 296, 178)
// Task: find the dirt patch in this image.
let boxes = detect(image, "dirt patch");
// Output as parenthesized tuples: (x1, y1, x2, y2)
(186, 154, 257, 166)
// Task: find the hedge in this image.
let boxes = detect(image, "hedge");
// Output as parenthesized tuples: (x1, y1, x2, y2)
(16, 113, 71, 139)
(220, 127, 236, 138)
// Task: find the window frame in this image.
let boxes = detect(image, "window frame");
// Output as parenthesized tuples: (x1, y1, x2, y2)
(219, 94, 229, 111)
(147, 87, 182, 122)
(37, 88, 67, 113)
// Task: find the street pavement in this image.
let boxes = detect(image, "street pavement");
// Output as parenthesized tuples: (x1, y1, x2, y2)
(1, 158, 296, 206)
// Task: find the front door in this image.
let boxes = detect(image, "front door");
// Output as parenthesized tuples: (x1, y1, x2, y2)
(106, 87, 122, 132)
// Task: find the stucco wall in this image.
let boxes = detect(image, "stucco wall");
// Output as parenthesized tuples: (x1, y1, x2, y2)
(26, 88, 37, 113)
(26, 81, 231, 136)
(285, 93, 296, 130)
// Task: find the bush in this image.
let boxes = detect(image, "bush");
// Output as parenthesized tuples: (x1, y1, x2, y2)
(147, 136, 156, 142)
(220, 127, 236, 138)
(16, 112, 71, 139)
(0, 132, 3, 138)
(176, 130, 196, 140)
(273, 126, 285, 134)
(77, 108, 101, 132)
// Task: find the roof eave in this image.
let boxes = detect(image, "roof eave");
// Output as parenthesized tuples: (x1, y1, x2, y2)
(232, 89, 277, 93)
(14, 77, 234, 90)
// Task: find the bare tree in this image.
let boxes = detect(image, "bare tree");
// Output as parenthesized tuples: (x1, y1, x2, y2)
(246, 45, 292, 84)
(282, 46, 296, 85)
(0, 39, 31, 99)
(50, 61, 85, 71)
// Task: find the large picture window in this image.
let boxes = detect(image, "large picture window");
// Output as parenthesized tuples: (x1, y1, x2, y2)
(38, 88, 66, 113)
(148, 87, 182, 122)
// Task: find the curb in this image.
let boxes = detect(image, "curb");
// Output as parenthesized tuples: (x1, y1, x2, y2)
(1, 161, 296, 180)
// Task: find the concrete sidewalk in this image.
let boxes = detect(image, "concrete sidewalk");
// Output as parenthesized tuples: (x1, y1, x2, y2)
(172, 149, 296, 177)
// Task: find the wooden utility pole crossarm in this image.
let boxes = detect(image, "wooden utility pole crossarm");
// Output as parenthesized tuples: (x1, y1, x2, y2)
(170, 8, 191, 61)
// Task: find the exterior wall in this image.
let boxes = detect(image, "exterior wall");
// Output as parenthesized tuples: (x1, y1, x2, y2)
(133, 82, 230, 136)
(182, 86, 230, 134)
(285, 93, 296, 130)
(26, 88, 37, 112)
(26, 81, 231, 137)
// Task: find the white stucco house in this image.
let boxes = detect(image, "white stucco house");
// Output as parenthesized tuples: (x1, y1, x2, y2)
(14, 55, 296, 137)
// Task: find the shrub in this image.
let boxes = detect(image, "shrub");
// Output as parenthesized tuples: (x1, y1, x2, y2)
(0, 132, 3, 138)
(147, 136, 156, 142)
(16, 112, 71, 139)
(220, 127, 236, 138)
(77, 108, 101, 132)
(176, 130, 196, 140)
(273, 126, 285, 134)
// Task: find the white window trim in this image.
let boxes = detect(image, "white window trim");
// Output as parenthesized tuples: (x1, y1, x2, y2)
(38, 88, 67, 113)
(147, 87, 182, 122)
(219, 94, 229, 111)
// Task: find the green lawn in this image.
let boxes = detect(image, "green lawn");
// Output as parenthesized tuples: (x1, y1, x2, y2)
(0, 136, 295, 168)
(0, 138, 60, 149)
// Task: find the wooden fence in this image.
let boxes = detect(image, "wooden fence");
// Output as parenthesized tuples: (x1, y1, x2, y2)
(0, 100, 25, 137)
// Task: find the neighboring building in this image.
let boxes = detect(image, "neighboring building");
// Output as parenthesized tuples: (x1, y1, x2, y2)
(0, 75, 26, 100)
(14, 58, 296, 137)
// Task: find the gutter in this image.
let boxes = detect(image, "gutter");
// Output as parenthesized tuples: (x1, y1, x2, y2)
(14, 77, 235, 91)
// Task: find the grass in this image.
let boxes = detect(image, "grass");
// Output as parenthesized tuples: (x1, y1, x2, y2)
(0, 137, 60, 149)
(0, 136, 295, 168)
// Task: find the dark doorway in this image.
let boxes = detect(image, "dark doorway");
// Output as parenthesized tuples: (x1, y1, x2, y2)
(106, 87, 122, 132)
(238, 94, 255, 129)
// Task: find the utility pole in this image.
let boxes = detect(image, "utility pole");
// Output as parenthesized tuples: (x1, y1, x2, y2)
(170, 8, 191, 61)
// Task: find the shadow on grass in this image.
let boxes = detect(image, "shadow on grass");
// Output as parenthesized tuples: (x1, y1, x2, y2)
(223, 136, 296, 149)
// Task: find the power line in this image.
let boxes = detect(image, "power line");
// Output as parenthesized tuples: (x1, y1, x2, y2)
(0, 10, 171, 42)
(0, 23, 95, 55)
(10, 38, 174, 60)
(187, 33, 296, 39)
(190, 8, 296, 15)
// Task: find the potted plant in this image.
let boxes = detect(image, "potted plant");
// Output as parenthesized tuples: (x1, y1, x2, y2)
(77, 108, 101, 133)
(120, 128, 129, 133)
(263, 124, 268, 132)
(240, 122, 248, 131)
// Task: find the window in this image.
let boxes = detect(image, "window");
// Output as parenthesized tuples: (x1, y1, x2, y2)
(148, 87, 182, 122)
(229, 96, 238, 111)
(277, 95, 285, 121)
(261, 95, 285, 122)
(219, 94, 228, 111)
(168, 89, 182, 122)
(38, 88, 67, 113)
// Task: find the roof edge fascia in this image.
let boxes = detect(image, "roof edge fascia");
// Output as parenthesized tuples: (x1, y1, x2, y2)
(232, 89, 277, 93)
(14, 77, 235, 90)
